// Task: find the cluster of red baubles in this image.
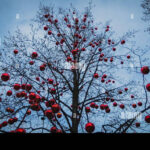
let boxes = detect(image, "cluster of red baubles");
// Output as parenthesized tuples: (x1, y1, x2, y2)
(6, 107, 14, 113)
(6, 83, 34, 99)
(10, 128, 26, 133)
(28, 92, 42, 111)
(0, 117, 18, 130)
(86, 97, 142, 114)
(45, 98, 61, 120)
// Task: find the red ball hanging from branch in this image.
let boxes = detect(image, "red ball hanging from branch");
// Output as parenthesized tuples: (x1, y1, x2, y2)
(1, 73, 10, 82)
(85, 122, 95, 133)
(141, 66, 149, 75)
(146, 83, 150, 92)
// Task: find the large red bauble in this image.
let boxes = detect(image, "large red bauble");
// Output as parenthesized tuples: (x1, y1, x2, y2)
(50, 88, 56, 94)
(145, 115, 150, 123)
(94, 73, 99, 79)
(7, 90, 12, 96)
(141, 66, 149, 74)
(45, 110, 54, 119)
(8, 118, 14, 125)
(26, 84, 32, 91)
(14, 49, 18, 54)
(146, 83, 150, 92)
(85, 107, 91, 113)
(138, 102, 142, 106)
(40, 65, 45, 71)
(44, 26, 48, 31)
(1, 73, 10, 82)
(85, 122, 95, 133)
(57, 113, 62, 118)
(121, 40, 125, 45)
(120, 104, 125, 109)
(127, 55, 130, 59)
(48, 79, 53, 84)
(113, 102, 117, 107)
(132, 104, 137, 108)
(14, 84, 21, 91)
(29, 93, 36, 100)
(90, 102, 96, 108)
(100, 104, 105, 110)
(48, 30, 52, 35)
(32, 52, 38, 59)
(52, 104, 61, 113)
(29, 61, 34, 65)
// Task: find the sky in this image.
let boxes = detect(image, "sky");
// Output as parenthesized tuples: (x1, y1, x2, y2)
(0, 0, 150, 48)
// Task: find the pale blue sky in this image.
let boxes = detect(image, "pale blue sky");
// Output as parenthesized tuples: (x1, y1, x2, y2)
(0, 0, 149, 48)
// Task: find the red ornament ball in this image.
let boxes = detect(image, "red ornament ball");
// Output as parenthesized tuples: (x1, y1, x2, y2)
(146, 83, 150, 92)
(141, 66, 149, 75)
(1, 73, 10, 82)
(85, 122, 95, 133)
(145, 115, 150, 123)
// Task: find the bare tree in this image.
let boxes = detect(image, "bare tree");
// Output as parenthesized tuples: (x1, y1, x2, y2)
(0, 3, 150, 133)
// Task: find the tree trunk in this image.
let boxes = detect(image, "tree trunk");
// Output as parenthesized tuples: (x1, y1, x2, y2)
(71, 65, 79, 133)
